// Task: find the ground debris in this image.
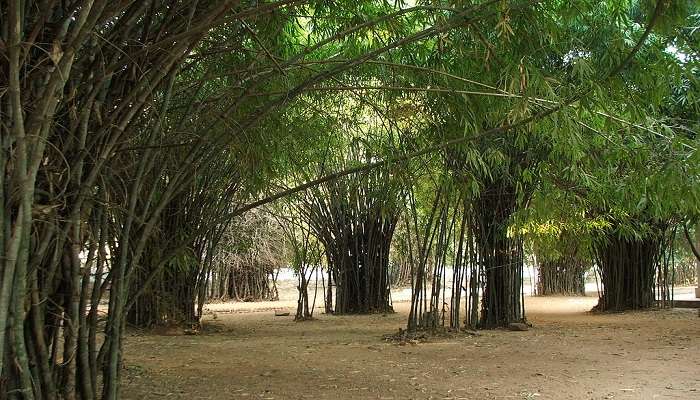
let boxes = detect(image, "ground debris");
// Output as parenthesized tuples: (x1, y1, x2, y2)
(183, 327, 200, 335)
(383, 328, 429, 345)
(508, 322, 530, 331)
(383, 326, 479, 344)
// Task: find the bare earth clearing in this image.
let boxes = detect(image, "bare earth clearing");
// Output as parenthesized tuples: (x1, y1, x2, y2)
(121, 296, 700, 400)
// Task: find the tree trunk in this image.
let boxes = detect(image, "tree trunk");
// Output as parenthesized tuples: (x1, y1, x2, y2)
(537, 258, 587, 296)
(472, 182, 524, 328)
(595, 234, 660, 311)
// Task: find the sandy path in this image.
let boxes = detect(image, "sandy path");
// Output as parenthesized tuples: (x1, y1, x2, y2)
(121, 296, 699, 400)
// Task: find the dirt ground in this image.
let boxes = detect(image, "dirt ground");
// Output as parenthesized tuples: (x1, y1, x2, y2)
(121, 296, 700, 400)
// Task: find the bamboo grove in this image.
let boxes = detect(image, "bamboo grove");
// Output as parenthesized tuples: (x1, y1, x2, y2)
(1, 0, 699, 399)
